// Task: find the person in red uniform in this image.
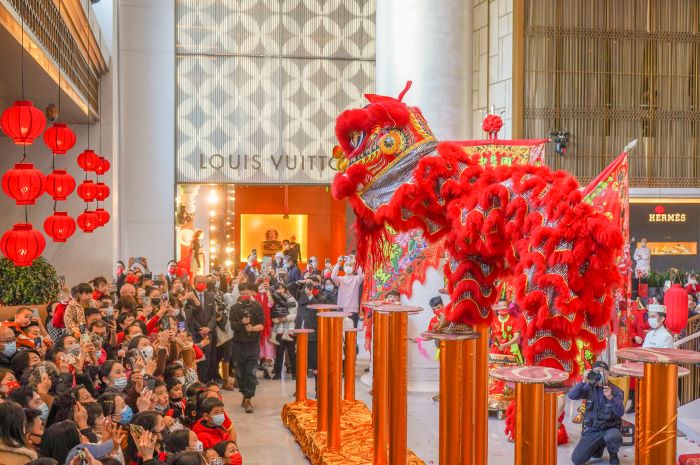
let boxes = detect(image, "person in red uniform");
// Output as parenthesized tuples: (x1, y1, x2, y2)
(489, 300, 525, 363)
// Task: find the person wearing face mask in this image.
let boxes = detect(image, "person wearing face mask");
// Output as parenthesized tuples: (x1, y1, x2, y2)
(23, 408, 44, 452)
(331, 256, 365, 327)
(192, 398, 231, 449)
(689, 293, 700, 319)
(8, 386, 51, 425)
(166, 260, 180, 287)
(642, 304, 675, 348)
(0, 402, 39, 464)
(272, 251, 285, 271)
(568, 361, 624, 465)
(185, 276, 219, 383)
(321, 279, 338, 304)
(64, 283, 98, 339)
(116, 260, 127, 294)
(685, 273, 700, 297)
(212, 440, 243, 465)
(99, 361, 130, 395)
(0, 326, 18, 369)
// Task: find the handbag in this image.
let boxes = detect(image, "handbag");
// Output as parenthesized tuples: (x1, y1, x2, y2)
(216, 318, 233, 346)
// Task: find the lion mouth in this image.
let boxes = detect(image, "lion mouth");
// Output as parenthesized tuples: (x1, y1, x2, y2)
(347, 130, 367, 162)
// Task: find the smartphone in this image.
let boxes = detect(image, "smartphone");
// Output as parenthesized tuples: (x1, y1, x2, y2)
(77, 449, 88, 465)
(59, 275, 66, 288)
(143, 297, 151, 307)
(145, 378, 156, 391)
(177, 321, 186, 332)
(161, 317, 171, 331)
(79, 324, 87, 334)
(64, 353, 77, 365)
(31, 308, 40, 319)
(38, 365, 47, 379)
(81, 332, 92, 344)
(129, 424, 145, 438)
(34, 337, 42, 349)
(325, 258, 331, 266)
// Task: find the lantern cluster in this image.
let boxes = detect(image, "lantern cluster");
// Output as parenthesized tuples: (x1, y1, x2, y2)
(76, 146, 111, 230)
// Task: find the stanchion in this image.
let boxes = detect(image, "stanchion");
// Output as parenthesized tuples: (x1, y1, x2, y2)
(611, 359, 693, 465)
(293, 329, 313, 402)
(491, 366, 569, 465)
(372, 311, 389, 465)
(461, 338, 476, 465)
(319, 312, 347, 451)
(543, 390, 560, 465)
(377, 304, 422, 465)
(474, 324, 489, 465)
(344, 328, 361, 401)
(643, 363, 677, 465)
(317, 316, 330, 432)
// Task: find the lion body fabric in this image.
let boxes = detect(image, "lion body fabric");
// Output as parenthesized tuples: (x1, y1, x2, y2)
(332, 86, 623, 380)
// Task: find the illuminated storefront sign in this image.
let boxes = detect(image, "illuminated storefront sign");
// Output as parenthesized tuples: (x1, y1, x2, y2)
(647, 213, 687, 222)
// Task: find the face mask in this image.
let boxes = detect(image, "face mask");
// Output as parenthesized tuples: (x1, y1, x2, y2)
(176, 376, 186, 386)
(211, 413, 225, 426)
(38, 402, 50, 422)
(67, 343, 81, 356)
(2, 341, 17, 358)
(168, 267, 177, 275)
(172, 308, 181, 317)
(2, 380, 20, 393)
(648, 317, 660, 329)
(195, 283, 207, 292)
(210, 458, 226, 465)
(141, 346, 154, 360)
(125, 275, 139, 284)
(151, 298, 161, 306)
(325, 284, 334, 292)
(95, 349, 103, 360)
(170, 396, 182, 403)
(229, 453, 243, 465)
(155, 403, 168, 413)
(119, 404, 133, 424)
(112, 376, 128, 391)
(193, 440, 204, 452)
(690, 279, 697, 284)
(104, 306, 114, 317)
(344, 266, 354, 275)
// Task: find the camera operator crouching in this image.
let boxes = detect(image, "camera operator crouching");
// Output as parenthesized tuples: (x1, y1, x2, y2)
(568, 361, 624, 465)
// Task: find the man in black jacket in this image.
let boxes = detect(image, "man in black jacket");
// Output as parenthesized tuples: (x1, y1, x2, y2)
(185, 275, 220, 383)
(229, 283, 265, 413)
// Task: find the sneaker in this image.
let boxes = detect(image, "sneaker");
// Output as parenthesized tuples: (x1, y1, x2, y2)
(609, 452, 620, 465)
(269, 336, 280, 345)
(281, 334, 293, 341)
(244, 399, 254, 413)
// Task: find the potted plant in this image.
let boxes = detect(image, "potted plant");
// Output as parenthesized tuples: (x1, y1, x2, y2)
(0, 257, 61, 321)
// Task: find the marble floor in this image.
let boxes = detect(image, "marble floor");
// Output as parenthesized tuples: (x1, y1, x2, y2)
(222, 356, 700, 465)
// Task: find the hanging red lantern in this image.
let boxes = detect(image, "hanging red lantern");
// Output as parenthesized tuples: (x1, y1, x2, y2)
(94, 157, 111, 175)
(77, 149, 100, 171)
(45, 169, 75, 201)
(663, 283, 689, 334)
(95, 182, 110, 201)
(77, 210, 99, 233)
(43, 122, 77, 155)
(0, 101, 46, 145)
(77, 180, 97, 202)
(0, 223, 46, 266)
(1, 163, 45, 205)
(95, 208, 110, 227)
(43, 212, 76, 243)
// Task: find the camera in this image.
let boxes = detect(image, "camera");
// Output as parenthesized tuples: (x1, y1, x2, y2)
(587, 370, 605, 386)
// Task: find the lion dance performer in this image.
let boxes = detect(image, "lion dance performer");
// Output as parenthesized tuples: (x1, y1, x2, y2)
(331, 82, 623, 441)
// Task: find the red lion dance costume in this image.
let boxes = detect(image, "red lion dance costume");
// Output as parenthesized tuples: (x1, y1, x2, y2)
(332, 82, 622, 402)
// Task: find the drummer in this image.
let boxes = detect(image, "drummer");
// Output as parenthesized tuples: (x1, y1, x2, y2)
(490, 300, 524, 364)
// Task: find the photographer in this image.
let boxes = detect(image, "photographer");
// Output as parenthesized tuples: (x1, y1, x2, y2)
(229, 283, 264, 413)
(568, 361, 624, 465)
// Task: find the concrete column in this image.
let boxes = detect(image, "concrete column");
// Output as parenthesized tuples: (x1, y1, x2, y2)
(376, 0, 474, 141)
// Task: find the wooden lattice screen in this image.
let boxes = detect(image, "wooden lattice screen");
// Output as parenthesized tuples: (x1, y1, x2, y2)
(524, 0, 700, 187)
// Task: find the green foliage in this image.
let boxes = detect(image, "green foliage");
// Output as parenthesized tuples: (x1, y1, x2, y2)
(0, 257, 61, 305)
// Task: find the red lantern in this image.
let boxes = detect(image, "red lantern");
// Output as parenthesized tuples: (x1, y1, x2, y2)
(94, 157, 111, 175)
(43, 122, 77, 155)
(95, 208, 110, 227)
(45, 169, 75, 201)
(2, 163, 45, 205)
(664, 283, 689, 334)
(77, 180, 98, 202)
(0, 223, 46, 266)
(44, 212, 76, 243)
(77, 149, 100, 171)
(655, 205, 666, 214)
(95, 183, 110, 201)
(77, 210, 99, 233)
(0, 101, 46, 145)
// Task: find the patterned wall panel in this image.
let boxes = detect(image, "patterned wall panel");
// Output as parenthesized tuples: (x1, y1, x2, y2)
(176, 0, 376, 184)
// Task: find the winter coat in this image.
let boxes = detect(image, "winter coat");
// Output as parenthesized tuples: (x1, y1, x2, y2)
(0, 439, 38, 465)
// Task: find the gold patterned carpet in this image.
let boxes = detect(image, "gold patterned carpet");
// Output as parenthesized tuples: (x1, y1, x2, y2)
(281, 399, 425, 465)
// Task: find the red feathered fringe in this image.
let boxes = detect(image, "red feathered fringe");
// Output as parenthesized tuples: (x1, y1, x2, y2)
(504, 400, 569, 445)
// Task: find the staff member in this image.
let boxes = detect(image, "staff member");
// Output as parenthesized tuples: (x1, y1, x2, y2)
(568, 361, 624, 465)
(642, 304, 675, 348)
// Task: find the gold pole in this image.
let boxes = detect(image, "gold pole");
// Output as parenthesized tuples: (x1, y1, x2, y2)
(461, 338, 476, 465)
(327, 317, 343, 450)
(344, 330, 358, 401)
(515, 383, 544, 465)
(388, 312, 408, 465)
(295, 331, 309, 402)
(474, 324, 489, 465)
(317, 316, 329, 432)
(440, 339, 464, 464)
(543, 391, 558, 465)
(641, 363, 678, 465)
(372, 311, 389, 465)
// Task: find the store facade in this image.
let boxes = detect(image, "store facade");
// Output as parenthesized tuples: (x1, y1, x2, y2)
(175, 1, 375, 272)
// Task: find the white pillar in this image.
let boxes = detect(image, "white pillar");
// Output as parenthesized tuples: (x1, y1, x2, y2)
(376, 0, 474, 140)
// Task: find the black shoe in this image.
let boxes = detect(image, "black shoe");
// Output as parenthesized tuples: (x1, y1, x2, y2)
(263, 370, 271, 380)
(609, 452, 620, 465)
(286, 367, 292, 374)
(592, 445, 605, 458)
(273, 374, 281, 380)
